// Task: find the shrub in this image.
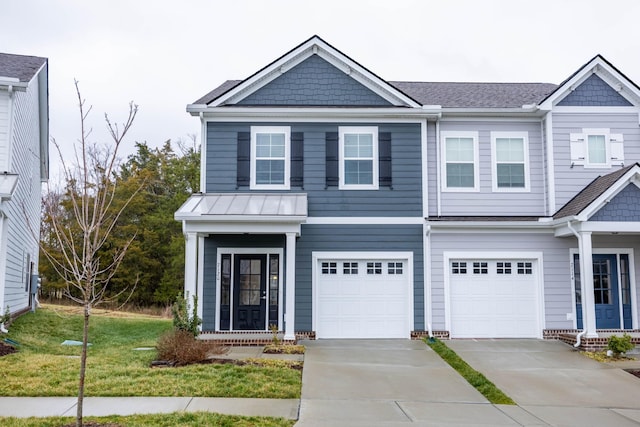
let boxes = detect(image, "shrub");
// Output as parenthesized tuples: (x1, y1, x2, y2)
(607, 333, 635, 358)
(156, 329, 227, 366)
(171, 293, 201, 336)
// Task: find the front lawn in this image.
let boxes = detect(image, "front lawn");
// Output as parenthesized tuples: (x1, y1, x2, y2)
(0, 306, 301, 398)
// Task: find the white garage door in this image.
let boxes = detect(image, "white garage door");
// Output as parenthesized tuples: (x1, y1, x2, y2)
(449, 259, 539, 338)
(316, 258, 410, 339)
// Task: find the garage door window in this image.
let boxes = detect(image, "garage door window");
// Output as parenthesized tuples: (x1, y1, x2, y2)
(367, 262, 382, 274)
(496, 262, 512, 274)
(452, 262, 467, 274)
(343, 262, 358, 274)
(322, 262, 337, 274)
(388, 262, 403, 274)
(473, 262, 488, 274)
(517, 262, 532, 274)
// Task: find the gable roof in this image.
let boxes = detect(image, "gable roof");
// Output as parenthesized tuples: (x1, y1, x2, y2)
(0, 53, 47, 83)
(553, 163, 640, 219)
(539, 54, 640, 109)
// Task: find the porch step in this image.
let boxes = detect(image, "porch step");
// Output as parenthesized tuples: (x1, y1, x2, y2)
(557, 330, 640, 352)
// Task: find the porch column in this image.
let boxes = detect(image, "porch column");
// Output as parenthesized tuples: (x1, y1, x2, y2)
(284, 232, 296, 341)
(184, 232, 198, 317)
(579, 231, 598, 338)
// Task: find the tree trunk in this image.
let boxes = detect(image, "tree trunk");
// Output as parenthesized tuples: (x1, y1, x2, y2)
(76, 303, 90, 427)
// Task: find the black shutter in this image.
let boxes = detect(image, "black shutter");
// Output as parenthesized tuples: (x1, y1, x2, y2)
(291, 132, 304, 188)
(379, 132, 392, 188)
(236, 131, 250, 188)
(325, 132, 339, 188)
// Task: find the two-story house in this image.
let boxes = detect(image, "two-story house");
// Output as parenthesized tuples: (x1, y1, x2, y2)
(176, 36, 640, 347)
(0, 53, 48, 329)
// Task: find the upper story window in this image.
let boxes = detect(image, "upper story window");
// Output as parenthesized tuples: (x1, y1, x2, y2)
(570, 128, 624, 169)
(491, 132, 529, 192)
(441, 131, 479, 192)
(250, 126, 290, 190)
(339, 127, 379, 190)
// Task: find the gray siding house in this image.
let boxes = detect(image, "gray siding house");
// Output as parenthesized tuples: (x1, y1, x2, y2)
(176, 36, 640, 344)
(0, 53, 48, 328)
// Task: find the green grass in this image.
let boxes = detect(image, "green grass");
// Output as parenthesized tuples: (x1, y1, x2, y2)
(0, 306, 301, 398)
(425, 338, 515, 405)
(0, 412, 295, 426)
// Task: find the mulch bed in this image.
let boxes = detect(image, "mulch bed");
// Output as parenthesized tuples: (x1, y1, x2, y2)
(0, 341, 17, 357)
(626, 369, 640, 379)
(151, 357, 303, 370)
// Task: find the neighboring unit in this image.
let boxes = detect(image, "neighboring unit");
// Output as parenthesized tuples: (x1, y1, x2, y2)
(176, 36, 640, 344)
(0, 53, 48, 327)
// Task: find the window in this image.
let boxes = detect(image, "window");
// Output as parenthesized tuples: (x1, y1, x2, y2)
(321, 262, 337, 275)
(367, 262, 382, 275)
(339, 127, 378, 190)
(569, 129, 624, 168)
(517, 262, 532, 275)
(473, 262, 488, 274)
(388, 262, 403, 275)
(251, 126, 290, 189)
(343, 262, 358, 275)
(491, 132, 529, 191)
(496, 262, 512, 274)
(451, 262, 467, 274)
(442, 132, 478, 191)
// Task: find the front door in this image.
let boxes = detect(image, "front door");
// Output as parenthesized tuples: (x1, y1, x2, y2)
(575, 254, 620, 329)
(233, 255, 267, 330)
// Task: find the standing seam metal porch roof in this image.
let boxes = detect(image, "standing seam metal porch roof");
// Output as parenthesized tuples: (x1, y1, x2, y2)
(175, 193, 308, 221)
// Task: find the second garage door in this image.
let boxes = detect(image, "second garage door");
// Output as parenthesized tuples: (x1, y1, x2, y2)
(316, 257, 411, 339)
(449, 259, 540, 338)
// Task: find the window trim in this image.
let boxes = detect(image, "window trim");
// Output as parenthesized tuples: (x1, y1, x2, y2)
(584, 128, 611, 168)
(491, 131, 530, 192)
(250, 126, 291, 190)
(338, 126, 379, 190)
(441, 131, 479, 192)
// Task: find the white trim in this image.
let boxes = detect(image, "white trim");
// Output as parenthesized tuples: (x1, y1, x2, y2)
(284, 233, 296, 340)
(0, 213, 6, 319)
(421, 120, 429, 219)
(338, 126, 379, 190)
(250, 126, 291, 190)
(199, 115, 206, 192)
(490, 131, 530, 192)
(581, 128, 612, 169)
(311, 251, 414, 338)
(443, 251, 544, 339)
(191, 108, 440, 120)
(569, 248, 637, 330)
(215, 247, 284, 332)
(544, 112, 556, 214)
(424, 224, 432, 338)
(304, 217, 424, 225)
(196, 236, 205, 325)
(552, 106, 639, 113)
(440, 131, 479, 192)
(439, 116, 543, 122)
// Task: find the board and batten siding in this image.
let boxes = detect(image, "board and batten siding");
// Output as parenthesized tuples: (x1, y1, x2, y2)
(205, 122, 423, 217)
(552, 112, 640, 212)
(295, 224, 424, 332)
(428, 231, 575, 331)
(435, 121, 546, 216)
(0, 80, 42, 314)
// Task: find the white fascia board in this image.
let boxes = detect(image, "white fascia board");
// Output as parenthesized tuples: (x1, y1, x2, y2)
(175, 214, 306, 223)
(555, 220, 640, 236)
(441, 108, 545, 118)
(182, 220, 303, 235)
(305, 217, 423, 225)
(427, 220, 553, 232)
(0, 78, 28, 91)
(187, 106, 442, 120)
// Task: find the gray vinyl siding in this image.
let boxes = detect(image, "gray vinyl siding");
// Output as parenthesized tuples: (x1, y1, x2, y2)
(429, 231, 575, 331)
(590, 184, 640, 221)
(557, 75, 632, 107)
(237, 55, 392, 106)
(295, 224, 424, 332)
(426, 121, 438, 217)
(436, 121, 546, 216)
(552, 112, 640, 212)
(202, 235, 285, 331)
(205, 122, 422, 216)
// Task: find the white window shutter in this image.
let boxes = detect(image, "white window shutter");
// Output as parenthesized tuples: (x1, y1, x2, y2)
(569, 133, 585, 166)
(610, 133, 625, 165)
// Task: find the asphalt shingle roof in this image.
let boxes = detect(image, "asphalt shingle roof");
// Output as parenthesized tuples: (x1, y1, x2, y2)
(553, 163, 638, 219)
(0, 53, 47, 82)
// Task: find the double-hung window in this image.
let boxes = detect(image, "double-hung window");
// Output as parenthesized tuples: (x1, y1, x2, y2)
(250, 126, 290, 190)
(339, 127, 378, 190)
(570, 128, 624, 169)
(491, 132, 529, 191)
(442, 131, 478, 191)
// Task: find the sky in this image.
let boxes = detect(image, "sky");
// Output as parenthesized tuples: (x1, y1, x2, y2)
(3, 0, 640, 171)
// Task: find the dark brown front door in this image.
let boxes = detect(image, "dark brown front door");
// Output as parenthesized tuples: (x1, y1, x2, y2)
(233, 255, 267, 330)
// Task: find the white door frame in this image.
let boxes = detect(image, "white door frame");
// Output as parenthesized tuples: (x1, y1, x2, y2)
(443, 251, 545, 338)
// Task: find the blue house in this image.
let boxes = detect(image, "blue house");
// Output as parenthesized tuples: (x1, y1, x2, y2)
(176, 36, 640, 346)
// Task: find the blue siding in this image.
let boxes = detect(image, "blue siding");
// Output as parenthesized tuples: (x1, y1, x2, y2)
(205, 122, 423, 216)
(202, 235, 285, 331)
(238, 55, 392, 106)
(590, 184, 640, 221)
(295, 224, 424, 332)
(558, 74, 632, 106)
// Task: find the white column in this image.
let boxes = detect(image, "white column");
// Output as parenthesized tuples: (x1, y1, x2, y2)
(184, 232, 198, 316)
(579, 231, 598, 338)
(284, 232, 296, 340)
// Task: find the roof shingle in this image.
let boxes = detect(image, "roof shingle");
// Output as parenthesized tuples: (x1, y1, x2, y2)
(0, 53, 47, 82)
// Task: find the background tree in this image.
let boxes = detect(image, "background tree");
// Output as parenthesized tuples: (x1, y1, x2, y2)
(40, 81, 141, 427)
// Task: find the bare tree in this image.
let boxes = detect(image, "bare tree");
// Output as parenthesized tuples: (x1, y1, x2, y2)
(40, 81, 141, 427)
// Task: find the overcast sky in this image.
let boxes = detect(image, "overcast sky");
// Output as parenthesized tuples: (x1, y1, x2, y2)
(3, 0, 640, 169)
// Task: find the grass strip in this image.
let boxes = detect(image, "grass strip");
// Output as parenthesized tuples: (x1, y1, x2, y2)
(425, 338, 515, 405)
(0, 412, 295, 427)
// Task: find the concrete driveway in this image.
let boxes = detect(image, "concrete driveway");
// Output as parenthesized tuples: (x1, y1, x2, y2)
(295, 339, 542, 426)
(447, 339, 640, 426)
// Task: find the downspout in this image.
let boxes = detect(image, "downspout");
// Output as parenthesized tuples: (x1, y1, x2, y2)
(435, 120, 441, 217)
(567, 220, 585, 348)
(424, 224, 434, 339)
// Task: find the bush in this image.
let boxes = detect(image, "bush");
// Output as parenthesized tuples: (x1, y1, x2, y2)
(172, 293, 201, 336)
(156, 330, 227, 366)
(608, 333, 635, 358)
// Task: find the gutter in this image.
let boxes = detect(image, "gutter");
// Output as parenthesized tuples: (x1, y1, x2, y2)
(566, 220, 586, 348)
